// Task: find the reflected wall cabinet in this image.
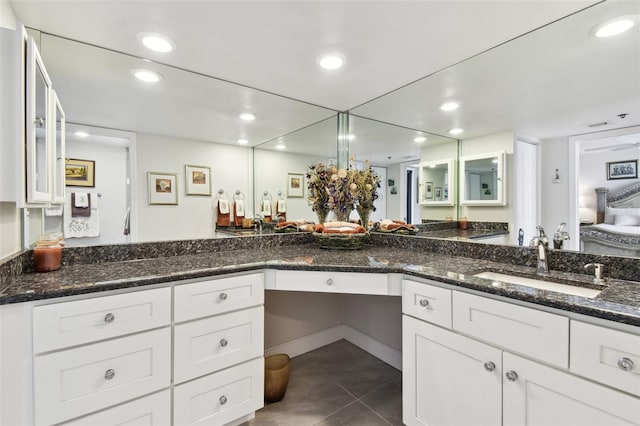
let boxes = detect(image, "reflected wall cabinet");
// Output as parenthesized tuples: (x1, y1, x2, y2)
(419, 159, 455, 206)
(460, 152, 506, 206)
(0, 25, 65, 207)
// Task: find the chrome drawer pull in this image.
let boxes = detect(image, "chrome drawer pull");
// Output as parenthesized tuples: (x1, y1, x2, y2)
(505, 370, 518, 382)
(104, 369, 115, 380)
(484, 361, 496, 372)
(104, 313, 115, 323)
(326, 278, 334, 285)
(219, 395, 227, 405)
(220, 338, 228, 347)
(419, 299, 429, 307)
(617, 357, 634, 371)
(219, 292, 228, 301)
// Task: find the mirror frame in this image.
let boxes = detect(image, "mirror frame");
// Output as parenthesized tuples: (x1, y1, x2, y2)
(460, 151, 506, 206)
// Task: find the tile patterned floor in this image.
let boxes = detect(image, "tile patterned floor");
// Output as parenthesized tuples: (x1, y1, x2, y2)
(242, 340, 402, 426)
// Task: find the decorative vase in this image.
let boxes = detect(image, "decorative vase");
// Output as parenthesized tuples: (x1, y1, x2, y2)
(315, 209, 329, 224)
(334, 207, 351, 223)
(357, 207, 371, 230)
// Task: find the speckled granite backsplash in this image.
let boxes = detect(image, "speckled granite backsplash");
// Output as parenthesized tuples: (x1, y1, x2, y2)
(2, 231, 639, 282)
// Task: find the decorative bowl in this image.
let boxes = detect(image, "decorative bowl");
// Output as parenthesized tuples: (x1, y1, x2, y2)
(312, 232, 369, 250)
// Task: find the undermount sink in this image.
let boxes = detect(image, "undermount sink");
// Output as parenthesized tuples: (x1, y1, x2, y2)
(473, 271, 602, 299)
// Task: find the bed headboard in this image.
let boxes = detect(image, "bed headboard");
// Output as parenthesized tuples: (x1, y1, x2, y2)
(595, 181, 640, 223)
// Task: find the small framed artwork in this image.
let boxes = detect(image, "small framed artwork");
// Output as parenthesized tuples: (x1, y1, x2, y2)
(425, 182, 434, 200)
(387, 179, 395, 186)
(435, 187, 442, 201)
(148, 172, 178, 205)
(65, 158, 95, 187)
(185, 164, 211, 196)
(287, 173, 304, 197)
(607, 160, 638, 180)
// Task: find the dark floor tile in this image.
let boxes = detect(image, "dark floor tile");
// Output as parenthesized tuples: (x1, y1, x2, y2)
(240, 408, 278, 425)
(361, 381, 403, 426)
(326, 356, 401, 398)
(313, 401, 389, 426)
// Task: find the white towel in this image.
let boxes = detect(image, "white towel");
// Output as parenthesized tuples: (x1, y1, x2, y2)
(64, 193, 100, 238)
(277, 199, 286, 213)
(235, 200, 245, 216)
(74, 192, 89, 208)
(218, 199, 230, 214)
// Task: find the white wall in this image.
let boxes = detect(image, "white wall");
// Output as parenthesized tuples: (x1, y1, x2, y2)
(540, 137, 570, 241)
(385, 163, 402, 220)
(579, 150, 640, 223)
(0, 203, 20, 260)
(342, 294, 402, 351)
(136, 133, 252, 242)
(459, 131, 514, 225)
(0, 0, 17, 29)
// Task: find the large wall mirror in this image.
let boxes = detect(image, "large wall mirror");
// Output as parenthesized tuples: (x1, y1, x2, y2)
(16, 0, 640, 263)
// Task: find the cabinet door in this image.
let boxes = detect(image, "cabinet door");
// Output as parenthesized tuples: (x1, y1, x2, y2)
(26, 36, 52, 203)
(503, 352, 640, 426)
(403, 315, 501, 426)
(51, 90, 65, 204)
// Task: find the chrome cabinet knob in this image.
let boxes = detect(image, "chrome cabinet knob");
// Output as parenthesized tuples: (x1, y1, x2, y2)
(104, 369, 115, 380)
(419, 299, 429, 307)
(220, 338, 228, 347)
(219, 395, 227, 405)
(34, 117, 44, 127)
(505, 370, 518, 382)
(484, 361, 496, 372)
(219, 292, 228, 301)
(326, 278, 334, 285)
(104, 313, 115, 323)
(618, 357, 634, 371)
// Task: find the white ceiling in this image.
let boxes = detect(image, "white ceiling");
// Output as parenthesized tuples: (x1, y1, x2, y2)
(11, 0, 600, 111)
(8, 0, 640, 161)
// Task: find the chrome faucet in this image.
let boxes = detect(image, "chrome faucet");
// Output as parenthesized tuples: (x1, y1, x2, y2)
(530, 226, 549, 275)
(585, 263, 605, 284)
(254, 213, 264, 234)
(553, 222, 570, 250)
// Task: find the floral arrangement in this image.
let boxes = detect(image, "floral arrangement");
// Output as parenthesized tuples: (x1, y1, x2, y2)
(306, 161, 380, 223)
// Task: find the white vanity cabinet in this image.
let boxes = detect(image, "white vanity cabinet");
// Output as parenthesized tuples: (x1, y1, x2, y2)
(402, 279, 640, 426)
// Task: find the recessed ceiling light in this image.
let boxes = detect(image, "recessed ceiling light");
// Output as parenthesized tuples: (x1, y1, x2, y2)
(237, 139, 249, 145)
(131, 68, 163, 83)
(591, 15, 637, 38)
(275, 143, 286, 150)
(239, 113, 256, 121)
(75, 131, 89, 138)
(137, 32, 176, 52)
(492, 159, 499, 164)
(448, 128, 464, 135)
(414, 136, 427, 143)
(440, 102, 460, 111)
(317, 53, 346, 70)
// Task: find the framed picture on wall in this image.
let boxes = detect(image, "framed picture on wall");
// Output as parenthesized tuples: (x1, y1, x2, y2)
(425, 182, 434, 199)
(185, 164, 211, 196)
(65, 158, 95, 187)
(148, 172, 178, 205)
(607, 160, 638, 180)
(286, 173, 304, 197)
(435, 187, 442, 201)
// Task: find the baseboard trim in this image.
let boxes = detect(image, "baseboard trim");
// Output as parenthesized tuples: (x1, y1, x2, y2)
(264, 325, 344, 359)
(265, 325, 402, 371)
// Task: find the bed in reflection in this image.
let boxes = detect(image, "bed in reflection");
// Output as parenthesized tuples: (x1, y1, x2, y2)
(580, 182, 640, 257)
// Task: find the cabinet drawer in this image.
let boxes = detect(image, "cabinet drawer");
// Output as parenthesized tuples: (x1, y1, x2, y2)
(174, 357, 264, 426)
(174, 306, 264, 384)
(174, 273, 264, 323)
(402, 279, 452, 328)
(34, 328, 171, 425)
(61, 390, 170, 426)
(274, 270, 389, 295)
(452, 291, 569, 368)
(570, 321, 640, 397)
(33, 287, 171, 353)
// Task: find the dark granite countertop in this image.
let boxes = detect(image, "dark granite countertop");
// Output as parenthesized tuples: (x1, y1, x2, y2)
(1, 244, 638, 327)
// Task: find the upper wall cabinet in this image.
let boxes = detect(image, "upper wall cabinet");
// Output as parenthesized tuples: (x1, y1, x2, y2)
(460, 152, 506, 206)
(419, 159, 455, 206)
(0, 26, 64, 206)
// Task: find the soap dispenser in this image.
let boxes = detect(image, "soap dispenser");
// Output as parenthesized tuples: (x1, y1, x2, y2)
(233, 190, 245, 227)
